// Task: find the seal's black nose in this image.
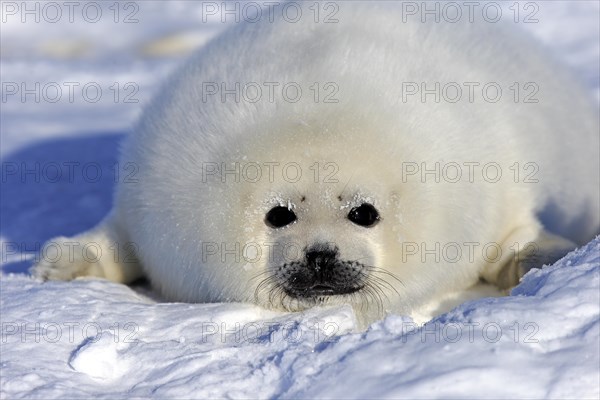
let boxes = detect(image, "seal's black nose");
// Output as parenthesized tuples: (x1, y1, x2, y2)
(305, 245, 338, 276)
(283, 244, 362, 298)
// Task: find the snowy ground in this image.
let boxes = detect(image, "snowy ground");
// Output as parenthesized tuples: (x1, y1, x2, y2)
(1, 239, 599, 398)
(1, 1, 599, 398)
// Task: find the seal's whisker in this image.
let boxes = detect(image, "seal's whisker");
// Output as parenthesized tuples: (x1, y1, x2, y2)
(366, 266, 405, 288)
(368, 273, 399, 298)
(249, 270, 272, 282)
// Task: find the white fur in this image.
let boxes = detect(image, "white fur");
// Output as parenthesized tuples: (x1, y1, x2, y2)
(33, 2, 599, 325)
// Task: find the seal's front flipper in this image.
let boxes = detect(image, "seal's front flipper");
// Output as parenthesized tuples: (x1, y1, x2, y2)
(485, 228, 576, 291)
(30, 215, 143, 284)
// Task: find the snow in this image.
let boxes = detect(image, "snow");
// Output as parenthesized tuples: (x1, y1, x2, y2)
(1, 1, 599, 398)
(1, 239, 598, 398)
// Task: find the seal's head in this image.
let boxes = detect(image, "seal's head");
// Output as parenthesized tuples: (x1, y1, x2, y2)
(255, 188, 393, 316)
(184, 108, 431, 320)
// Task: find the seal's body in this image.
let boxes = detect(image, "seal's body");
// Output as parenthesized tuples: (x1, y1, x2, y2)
(34, 3, 599, 324)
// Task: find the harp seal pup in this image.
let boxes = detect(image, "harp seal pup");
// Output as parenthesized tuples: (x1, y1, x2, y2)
(33, 2, 599, 325)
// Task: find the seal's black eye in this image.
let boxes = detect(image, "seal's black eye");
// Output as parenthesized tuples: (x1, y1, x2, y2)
(265, 206, 297, 228)
(348, 203, 380, 227)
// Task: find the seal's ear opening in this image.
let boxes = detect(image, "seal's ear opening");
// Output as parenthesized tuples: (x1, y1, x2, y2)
(265, 206, 297, 228)
(348, 203, 380, 227)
